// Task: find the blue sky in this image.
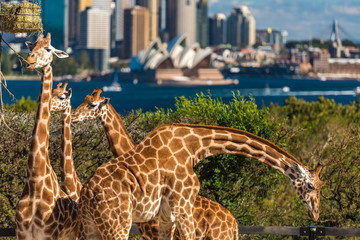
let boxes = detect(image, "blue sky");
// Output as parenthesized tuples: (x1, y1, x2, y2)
(208, 0, 360, 41)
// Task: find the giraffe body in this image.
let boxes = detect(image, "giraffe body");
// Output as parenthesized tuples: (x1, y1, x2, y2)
(73, 89, 239, 240)
(138, 195, 239, 240)
(15, 34, 77, 240)
(74, 122, 323, 240)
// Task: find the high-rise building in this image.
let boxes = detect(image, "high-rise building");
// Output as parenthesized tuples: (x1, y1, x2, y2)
(166, 0, 196, 45)
(196, 0, 208, 47)
(115, 0, 133, 42)
(226, 6, 255, 48)
(137, 0, 159, 41)
(78, 0, 92, 12)
(122, 6, 150, 59)
(41, 0, 69, 49)
(92, 0, 112, 12)
(209, 13, 226, 46)
(80, 7, 111, 71)
(68, 0, 79, 47)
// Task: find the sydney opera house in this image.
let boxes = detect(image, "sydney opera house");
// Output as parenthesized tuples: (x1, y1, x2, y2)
(130, 34, 238, 85)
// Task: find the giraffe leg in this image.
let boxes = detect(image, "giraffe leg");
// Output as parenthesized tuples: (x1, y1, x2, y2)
(138, 220, 160, 240)
(174, 213, 196, 240)
(158, 220, 175, 240)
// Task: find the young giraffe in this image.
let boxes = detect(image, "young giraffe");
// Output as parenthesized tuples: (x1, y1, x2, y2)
(73, 94, 324, 240)
(72, 88, 239, 240)
(15, 33, 79, 240)
(50, 82, 82, 202)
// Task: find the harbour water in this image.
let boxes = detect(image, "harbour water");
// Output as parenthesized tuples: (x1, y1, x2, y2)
(2, 76, 360, 114)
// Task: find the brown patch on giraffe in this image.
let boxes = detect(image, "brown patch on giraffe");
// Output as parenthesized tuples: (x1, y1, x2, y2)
(174, 149, 190, 163)
(151, 134, 163, 149)
(184, 135, 200, 154)
(141, 146, 156, 158)
(168, 138, 183, 152)
(159, 131, 173, 145)
(158, 147, 172, 160)
(37, 122, 48, 143)
(148, 171, 158, 185)
(265, 146, 284, 160)
(161, 157, 177, 171)
(174, 127, 190, 137)
(230, 133, 249, 143)
(174, 165, 187, 180)
(182, 188, 192, 200)
(225, 143, 240, 152)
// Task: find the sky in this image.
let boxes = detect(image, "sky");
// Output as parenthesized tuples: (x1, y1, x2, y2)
(208, 0, 360, 42)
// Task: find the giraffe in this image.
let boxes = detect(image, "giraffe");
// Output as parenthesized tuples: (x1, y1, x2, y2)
(50, 82, 82, 202)
(138, 195, 239, 240)
(73, 99, 324, 240)
(15, 33, 79, 240)
(72, 88, 239, 240)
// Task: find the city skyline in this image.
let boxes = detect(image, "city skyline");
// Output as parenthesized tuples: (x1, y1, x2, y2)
(208, 0, 360, 42)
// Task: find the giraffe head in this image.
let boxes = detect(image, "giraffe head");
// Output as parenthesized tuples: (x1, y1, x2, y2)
(71, 88, 109, 123)
(25, 33, 69, 70)
(51, 82, 72, 112)
(290, 162, 324, 221)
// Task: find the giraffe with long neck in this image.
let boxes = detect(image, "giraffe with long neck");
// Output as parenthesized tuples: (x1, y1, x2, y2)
(72, 88, 239, 240)
(15, 33, 79, 240)
(50, 82, 82, 202)
(73, 92, 324, 240)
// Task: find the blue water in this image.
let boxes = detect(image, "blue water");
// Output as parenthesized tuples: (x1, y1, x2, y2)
(2, 76, 360, 114)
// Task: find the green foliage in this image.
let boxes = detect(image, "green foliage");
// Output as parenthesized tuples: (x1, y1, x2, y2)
(53, 56, 78, 76)
(5, 96, 37, 112)
(1, 93, 360, 240)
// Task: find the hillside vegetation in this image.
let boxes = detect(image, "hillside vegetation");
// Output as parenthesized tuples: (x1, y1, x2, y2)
(1, 93, 360, 239)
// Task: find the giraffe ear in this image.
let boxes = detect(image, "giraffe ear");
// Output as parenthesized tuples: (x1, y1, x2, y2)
(66, 88, 72, 98)
(25, 41, 35, 51)
(100, 98, 110, 107)
(48, 45, 69, 58)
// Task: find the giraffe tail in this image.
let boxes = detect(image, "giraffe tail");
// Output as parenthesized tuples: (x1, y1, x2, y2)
(233, 219, 239, 240)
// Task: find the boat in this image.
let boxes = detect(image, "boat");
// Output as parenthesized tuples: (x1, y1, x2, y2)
(103, 68, 122, 92)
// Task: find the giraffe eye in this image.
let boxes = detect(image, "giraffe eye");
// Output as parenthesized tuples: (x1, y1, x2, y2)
(45, 48, 51, 52)
(88, 103, 97, 108)
(307, 183, 315, 190)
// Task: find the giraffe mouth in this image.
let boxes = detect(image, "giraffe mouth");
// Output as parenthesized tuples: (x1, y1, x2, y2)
(26, 62, 36, 70)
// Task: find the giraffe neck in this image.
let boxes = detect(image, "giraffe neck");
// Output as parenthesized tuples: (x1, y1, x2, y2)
(153, 124, 309, 181)
(100, 104, 136, 157)
(26, 64, 55, 182)
(60, 105, 82, 202)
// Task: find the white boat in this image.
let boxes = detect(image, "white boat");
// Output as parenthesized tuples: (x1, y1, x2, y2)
(103, 69, 122, 92)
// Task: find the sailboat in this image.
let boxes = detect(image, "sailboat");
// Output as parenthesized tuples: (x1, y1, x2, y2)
(103, 68, 122, 92)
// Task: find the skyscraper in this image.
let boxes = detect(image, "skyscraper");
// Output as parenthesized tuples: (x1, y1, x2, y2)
(166, 0, 196, 44)
(137, 0, 159, 41)
(196, 0, 208, 47)
(115, 0, 133, 42)
(41, 0, 69, 49)
(122, 6, 150, 58)
(68, 0, 79, 47)
(209, 13, 226, 46)
(80, 7, 111, 71)
(226, 6, 255, 48)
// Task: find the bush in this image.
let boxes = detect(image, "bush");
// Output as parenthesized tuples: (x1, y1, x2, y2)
(1, 93, 360, 240)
